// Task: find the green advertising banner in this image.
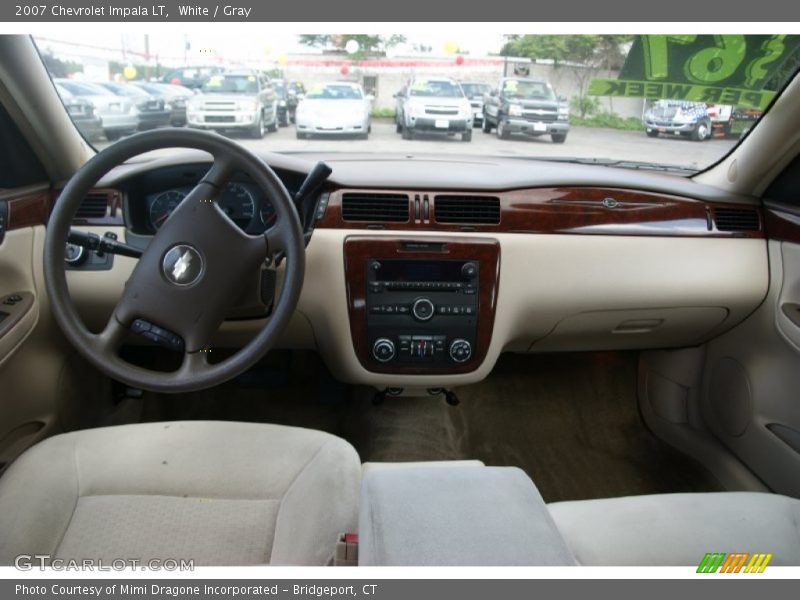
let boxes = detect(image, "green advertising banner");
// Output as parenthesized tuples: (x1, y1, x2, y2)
(587, 79, 776, 109)
(589, 34, 800, 108)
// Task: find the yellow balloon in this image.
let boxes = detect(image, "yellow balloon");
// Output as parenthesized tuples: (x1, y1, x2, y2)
(277, 54, 288, 66)
(123, 65, 137, 80)
(443, 41, 459, 55)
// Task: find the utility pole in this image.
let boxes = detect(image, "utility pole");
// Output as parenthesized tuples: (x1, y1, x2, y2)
(144, 34, 150, 80)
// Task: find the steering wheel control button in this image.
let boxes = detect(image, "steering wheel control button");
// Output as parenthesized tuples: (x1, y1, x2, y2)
(411, 297, 435, 321)
(162, 244, 204, 286)
(372, 338, 396, 363)
(131, 319, 185, 352)
(449, 339, 472, 363)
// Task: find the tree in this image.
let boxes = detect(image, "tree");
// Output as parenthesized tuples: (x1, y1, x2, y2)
(298, 34, 406, 58)
(501, 35, 632, 117)
(501, 35, 630, 69)
(39, 50, 83, 78)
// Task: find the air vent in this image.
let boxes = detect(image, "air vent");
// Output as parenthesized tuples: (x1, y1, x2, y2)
(341, 193, 409, 222)
(434, 195, 501, 225)
(714, 207, 760, 232)
(74, 192, 109, 220)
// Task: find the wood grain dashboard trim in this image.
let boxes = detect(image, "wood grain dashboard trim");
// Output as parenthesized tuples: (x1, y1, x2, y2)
(6, 191, 50, 230)
(765, 205, 800, 245)
(344, 235, 500, 375)
(318, 187, 764, 238)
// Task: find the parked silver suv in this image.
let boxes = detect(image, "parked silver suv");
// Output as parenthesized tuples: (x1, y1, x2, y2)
(187, 70, 278, 138)
(395, 76, 473, 141)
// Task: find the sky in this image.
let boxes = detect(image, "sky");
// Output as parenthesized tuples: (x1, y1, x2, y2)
(34, 31, 509, 68)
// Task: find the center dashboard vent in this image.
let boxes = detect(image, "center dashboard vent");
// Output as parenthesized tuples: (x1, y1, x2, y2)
(74, 192, 110, 220)
(713, 207, 760, 232)
(434, 195, 501, 225)
(341, 192, 410, 223)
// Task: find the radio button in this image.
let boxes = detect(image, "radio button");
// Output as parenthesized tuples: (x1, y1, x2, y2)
(412, 298, 435, 321)
(373, 338, 396, 363)
(461, 262, 478, 278)
(449, 339, 472, 363)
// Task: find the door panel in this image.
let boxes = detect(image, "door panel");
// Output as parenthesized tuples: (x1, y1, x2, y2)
(700, 205, 800, 497)
(0, 188, 48, 366)
(0, 186, 66, 472)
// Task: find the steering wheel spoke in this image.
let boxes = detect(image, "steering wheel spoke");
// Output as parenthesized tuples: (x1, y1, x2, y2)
(93, 316, 129, 356)
(263, 216, 295, 262)
(179, 349, 210, 377)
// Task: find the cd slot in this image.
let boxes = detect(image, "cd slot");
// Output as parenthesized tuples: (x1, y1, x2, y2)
(382, 281, 464, 292)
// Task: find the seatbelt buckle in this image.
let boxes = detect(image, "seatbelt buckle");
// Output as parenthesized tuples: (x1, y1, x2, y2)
(333, 532, 359, 566)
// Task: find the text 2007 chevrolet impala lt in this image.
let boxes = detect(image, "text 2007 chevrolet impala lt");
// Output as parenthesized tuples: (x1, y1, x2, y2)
(0, 33, 799, 567)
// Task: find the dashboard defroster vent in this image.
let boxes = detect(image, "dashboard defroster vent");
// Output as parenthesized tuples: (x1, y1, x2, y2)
(434, 195, 501, 225)
(341, 193, 410, 223)
(713, 207, 760, 232)
(74, 192, 110, 220)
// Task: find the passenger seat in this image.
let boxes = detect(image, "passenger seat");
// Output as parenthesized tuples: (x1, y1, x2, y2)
(548, 492, 800, 565)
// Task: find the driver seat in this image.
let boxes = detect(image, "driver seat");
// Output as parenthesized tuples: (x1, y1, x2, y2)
(0, 421, 361, 566)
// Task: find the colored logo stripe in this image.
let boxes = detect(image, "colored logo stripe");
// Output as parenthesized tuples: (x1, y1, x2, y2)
(745, 553, 773, 573)
(720, 553, 749, 573)
(697, 553, 773, 573)
(697, 553, 726, 573)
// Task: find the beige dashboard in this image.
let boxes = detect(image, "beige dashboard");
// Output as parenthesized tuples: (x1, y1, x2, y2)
(53, 153, 771, 388)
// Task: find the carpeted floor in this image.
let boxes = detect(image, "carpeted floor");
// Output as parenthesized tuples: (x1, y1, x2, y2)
(123, 350, 723, 502)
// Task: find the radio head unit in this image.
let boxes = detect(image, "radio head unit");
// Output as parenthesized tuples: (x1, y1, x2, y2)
(366, 259, 479, 366)
(343, 236, 500, 375)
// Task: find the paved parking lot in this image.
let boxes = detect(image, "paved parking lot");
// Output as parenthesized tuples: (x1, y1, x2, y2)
(98, 119, 738, 171)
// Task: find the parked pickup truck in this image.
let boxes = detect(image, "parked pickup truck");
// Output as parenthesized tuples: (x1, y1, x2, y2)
(643, 100, 712, 141)
(482, 77, 570, 143)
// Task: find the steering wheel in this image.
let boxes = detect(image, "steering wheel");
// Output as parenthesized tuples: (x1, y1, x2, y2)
(44, 129, 305, 393)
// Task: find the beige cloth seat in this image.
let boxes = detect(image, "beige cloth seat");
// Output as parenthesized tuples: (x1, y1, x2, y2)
(0, 421, 361, 566)
(549, 492, 800, 566)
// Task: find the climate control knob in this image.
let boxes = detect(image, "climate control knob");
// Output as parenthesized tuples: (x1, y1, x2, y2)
(411, 297, 435, 321)
(449, 339, 472, 363)
(372, 338, 396, 363)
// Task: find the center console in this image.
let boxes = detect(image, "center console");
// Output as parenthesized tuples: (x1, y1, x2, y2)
(344, 236, 500, 374)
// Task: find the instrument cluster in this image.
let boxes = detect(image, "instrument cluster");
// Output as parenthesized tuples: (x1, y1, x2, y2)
(145, 180, 276, 234)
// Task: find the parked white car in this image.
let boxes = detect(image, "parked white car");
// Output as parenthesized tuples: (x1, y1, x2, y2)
(295, 82, 372, 139)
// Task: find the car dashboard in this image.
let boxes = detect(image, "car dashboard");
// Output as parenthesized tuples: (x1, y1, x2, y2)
(52, 151, 771, 388)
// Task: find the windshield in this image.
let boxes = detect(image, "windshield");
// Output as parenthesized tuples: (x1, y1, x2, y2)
(306, 84, 363, 100)
(461, 83, 490, 97)
(55, 80, 110, 97)
(201, 74, 259, 94)
(35, 33, 800, 173)
(502, 80, 555, 100)
(95, 83, 149, 99)
(409, 79, 464, 97)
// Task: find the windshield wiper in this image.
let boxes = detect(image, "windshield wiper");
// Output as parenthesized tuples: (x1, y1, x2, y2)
(533, 156, 697, 175)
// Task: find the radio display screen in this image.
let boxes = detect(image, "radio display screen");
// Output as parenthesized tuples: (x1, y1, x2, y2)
(372, 259, 467, 283)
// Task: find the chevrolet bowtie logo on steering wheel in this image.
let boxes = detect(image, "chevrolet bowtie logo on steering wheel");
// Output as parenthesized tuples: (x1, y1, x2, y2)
(162, 244, 204, 286)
